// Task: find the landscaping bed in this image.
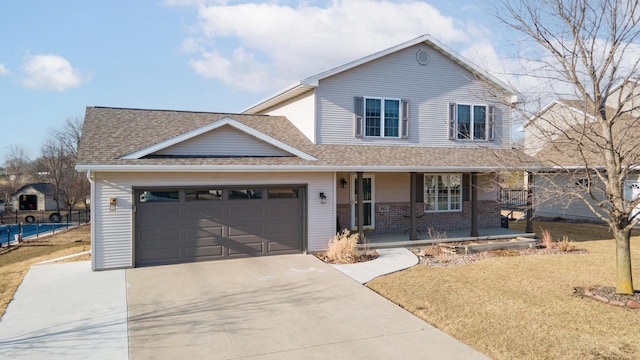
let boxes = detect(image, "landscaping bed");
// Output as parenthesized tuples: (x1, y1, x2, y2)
(438, 237, 538, 254)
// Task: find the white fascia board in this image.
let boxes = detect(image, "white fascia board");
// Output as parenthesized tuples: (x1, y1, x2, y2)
(525, 99, 595, 128)
(76, 164, 538, 173)
(119, 117, 316, 161)
(246, 35, 514, 115)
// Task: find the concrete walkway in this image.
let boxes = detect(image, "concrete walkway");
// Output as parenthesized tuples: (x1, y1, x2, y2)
(0, 261, 128, 360)
(331, 248, 419, 283)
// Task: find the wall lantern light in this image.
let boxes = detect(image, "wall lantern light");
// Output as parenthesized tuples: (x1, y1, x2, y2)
(340, 178, 348, 189)
(109, 197, 117, 211)
(319, 192, 327, 204)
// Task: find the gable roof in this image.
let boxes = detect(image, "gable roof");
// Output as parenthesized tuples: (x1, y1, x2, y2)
(530, 102, 640, 167)
(76, 106, 534, 172)
(11, 183, 56, 197)
(243, 34, 516, 114)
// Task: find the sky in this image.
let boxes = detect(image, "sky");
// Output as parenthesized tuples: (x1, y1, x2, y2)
(0, 0, 531, 162)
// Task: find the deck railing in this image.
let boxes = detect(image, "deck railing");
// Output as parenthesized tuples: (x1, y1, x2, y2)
(500, 188, 528, 209)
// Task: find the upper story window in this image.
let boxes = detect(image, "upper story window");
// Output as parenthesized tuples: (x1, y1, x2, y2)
(448, 103, 495, 141)
(355, 97, 409, 138)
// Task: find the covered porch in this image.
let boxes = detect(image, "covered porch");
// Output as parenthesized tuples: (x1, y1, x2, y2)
(360, 226, 536, 249)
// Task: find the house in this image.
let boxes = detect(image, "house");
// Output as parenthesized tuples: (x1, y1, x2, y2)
(11, 183, 58, 211)
(76, 35, 529, 270)
(524, 80, 640, 221)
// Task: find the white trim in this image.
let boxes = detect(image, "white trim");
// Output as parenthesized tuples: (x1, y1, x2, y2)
(119, 117, 317, 161)
(525, 99, 596, 128)
(454, 103, 489, 141)
(350, 173, 375, 230)
(423, 173, 463, 213)
(363, 97, 403, 138)
(77, 164, 538, 172)
(242, 34, 515, 115)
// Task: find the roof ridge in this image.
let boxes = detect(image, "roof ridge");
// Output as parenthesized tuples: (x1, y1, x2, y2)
(90, 106, 274, 117)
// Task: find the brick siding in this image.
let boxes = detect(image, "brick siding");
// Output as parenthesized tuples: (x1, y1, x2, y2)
(336, 201, 501, 235)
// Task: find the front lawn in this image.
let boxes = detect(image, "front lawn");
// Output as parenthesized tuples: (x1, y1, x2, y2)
(367, 221, 640, 360)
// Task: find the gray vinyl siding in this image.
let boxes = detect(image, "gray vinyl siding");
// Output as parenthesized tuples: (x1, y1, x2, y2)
(533, 174, 607, 221)
(262, 90, 316, 143)
(315, 43, 512, 147)
(154, 125, 291, 157)
(91, 172, 335, 270)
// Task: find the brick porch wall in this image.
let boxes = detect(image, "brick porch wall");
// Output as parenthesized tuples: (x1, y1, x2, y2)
(336, 201, 501, 235)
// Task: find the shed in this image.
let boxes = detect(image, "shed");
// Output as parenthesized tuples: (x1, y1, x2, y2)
(11, 183, 58, 211)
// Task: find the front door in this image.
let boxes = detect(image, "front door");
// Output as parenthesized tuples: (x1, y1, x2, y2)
(350, 174, 375, 230)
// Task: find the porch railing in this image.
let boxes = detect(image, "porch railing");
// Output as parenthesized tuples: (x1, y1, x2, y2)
(499, 188, 527, 209)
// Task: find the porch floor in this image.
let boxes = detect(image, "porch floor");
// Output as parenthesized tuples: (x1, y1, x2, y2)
(360, 227, 536, 249)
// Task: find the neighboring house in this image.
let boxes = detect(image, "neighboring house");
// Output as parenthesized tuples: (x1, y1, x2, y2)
(524, 80, 640, 221)
(11, 183, 58, 211)
(77, 35, 529, 270)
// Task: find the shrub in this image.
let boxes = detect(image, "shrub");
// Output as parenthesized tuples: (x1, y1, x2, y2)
(325, 229, 361, 264)
(556, 236, 576, 252)
(426, 227, 448, 240)
(539, 228, 554, 249)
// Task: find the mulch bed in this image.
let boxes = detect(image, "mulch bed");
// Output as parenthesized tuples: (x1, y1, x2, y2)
(411, 245, 587, 268)
(315, 250, 379, 264)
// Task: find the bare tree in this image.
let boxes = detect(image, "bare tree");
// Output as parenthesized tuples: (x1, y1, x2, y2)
(40, 118, 88, 215)
(2, 145, 31, 202)
(497, 0, 640, 294)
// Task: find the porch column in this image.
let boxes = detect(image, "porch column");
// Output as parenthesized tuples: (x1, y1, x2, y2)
(410, 172, 417, 240)
(470, 172, 478, 237)
(526, 171, 534, 233)
(357, 171, 364, 239)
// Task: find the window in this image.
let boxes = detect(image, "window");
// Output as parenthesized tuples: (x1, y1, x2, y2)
(424, 174, 462, 212)
(228, 189, 262, 200)
(448, 103, 495, 141)
(186, 189, 222, 201)
(268, 188, 299, 199)
(139, 191, 179, 203)
(355, 97, 409, 138)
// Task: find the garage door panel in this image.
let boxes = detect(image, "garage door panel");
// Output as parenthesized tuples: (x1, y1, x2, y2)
(135, 186, 303, 267)
(226, 204, 263, 219)
(138, 247, 181, 264)
(138, 207, 180, 225)
(182, 207, 224, 225)
(184, 245, 224, 259)
(184, 226, 224, 239)
(227, 224, 264, 237)
(226, 241, 263, 255)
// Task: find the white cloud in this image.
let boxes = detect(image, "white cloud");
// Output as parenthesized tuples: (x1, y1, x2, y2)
(0, 63, 9, 76)
(20, 54, 88, 91)
(173, 0, 477, 92)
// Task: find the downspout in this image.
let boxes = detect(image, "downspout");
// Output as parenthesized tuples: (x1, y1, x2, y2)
(86, 170, 96, 271)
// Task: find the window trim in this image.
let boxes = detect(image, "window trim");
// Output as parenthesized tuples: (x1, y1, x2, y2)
(449, 103, 495, 141)
(363, 96, 404, 138)
(423, 173, 463, 213)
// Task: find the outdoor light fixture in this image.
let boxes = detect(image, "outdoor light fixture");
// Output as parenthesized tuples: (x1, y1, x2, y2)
(340, 178, 348, 189)
(109, 197, 117, 211)
(319, 192, 327, 204)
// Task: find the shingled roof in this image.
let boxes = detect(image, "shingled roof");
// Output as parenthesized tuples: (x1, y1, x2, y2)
(77, 106, 533, 172)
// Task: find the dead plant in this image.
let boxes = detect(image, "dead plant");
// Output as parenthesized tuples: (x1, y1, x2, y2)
(325, 229, 361, 264)
(426, 227, 448, 240)
(539, 228, 554, 249)
(556, 236, 576, 252)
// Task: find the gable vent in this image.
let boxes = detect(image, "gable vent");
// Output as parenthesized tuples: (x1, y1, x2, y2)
(416, 49, 430, 65)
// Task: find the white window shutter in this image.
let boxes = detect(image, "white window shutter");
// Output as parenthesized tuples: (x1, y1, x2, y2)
(488, 105, 495, 141)
(354, 97, 364, 138)
(448, 102, 456, 139)
(401, 99, 410, 138)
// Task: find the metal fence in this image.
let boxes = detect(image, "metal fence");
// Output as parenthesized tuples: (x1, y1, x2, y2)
(0, 209, 90, 247)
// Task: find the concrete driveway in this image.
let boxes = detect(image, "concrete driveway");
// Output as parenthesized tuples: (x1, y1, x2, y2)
(126, 254, 488, 360)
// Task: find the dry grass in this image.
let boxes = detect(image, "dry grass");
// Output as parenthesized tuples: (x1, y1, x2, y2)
(324, 229, 361, 264)
(0, 225, 90, 318)
(368, 221, 640, 360)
